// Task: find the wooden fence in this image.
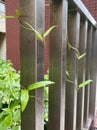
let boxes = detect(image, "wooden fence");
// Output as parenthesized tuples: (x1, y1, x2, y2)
(20, 0, 97, 130)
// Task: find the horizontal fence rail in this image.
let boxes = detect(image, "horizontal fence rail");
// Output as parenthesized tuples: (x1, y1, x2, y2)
(20, 0, 97, 130)
(68, 0, 97, 27)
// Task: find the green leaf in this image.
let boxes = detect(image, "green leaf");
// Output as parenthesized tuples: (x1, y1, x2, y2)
(10, 99, 20, 110)
(0, 15, 16, 19)
(13, 109, 20, 122)
(0, 122, 8, 130)
(15, 9, 21, 16)
(65, 70, 69, 76)
(2, 108, 11, 113)
(78, 53, 86, 60)
(24, 22, 43, 41)
(28, 81, 55, 91)
(79, 80, 93, 88)
(43, 25, 56, 38)
(44, 74, 49, 81)
(4, 114, 12, 127)
(21, 89, 29, 112)
(12, 126, 20, 130)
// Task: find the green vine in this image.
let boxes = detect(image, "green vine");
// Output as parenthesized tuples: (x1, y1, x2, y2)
(66, 40, 92, 90)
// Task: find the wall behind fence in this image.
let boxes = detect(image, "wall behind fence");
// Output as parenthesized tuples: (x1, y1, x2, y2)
(82, 0, 97, 21)
(6, 0, 50, 72)
(6, 0, 20, 70)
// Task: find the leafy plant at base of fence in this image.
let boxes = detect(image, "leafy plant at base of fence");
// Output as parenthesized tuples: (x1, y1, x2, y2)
(44, 73, 49, 130)
(0, 59, 54, 129)
(0, 59, 21, 130)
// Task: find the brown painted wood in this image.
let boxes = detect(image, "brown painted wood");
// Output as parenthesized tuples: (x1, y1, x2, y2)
(76, 20, 88, 130)
(49, 0, 68, 130)
(20, 0, 44, 130)
(84, 25, 93, 128)
(65, 12, 80, 130)
(89, 29, 97, 118)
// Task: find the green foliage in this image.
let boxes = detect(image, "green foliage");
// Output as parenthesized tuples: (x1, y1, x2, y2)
(0, 15, 16, 19)
(0, 9, 20, 19)
(0, 9, 55, 129)
(44, 87, 48, 122)
(0, 59, 54, 129)
(28, 81, 54, 91)
(21, 81, 54, 112)
(0, 59, 21, 129)
(67, 39, 92, 90)
(15, 9, 21, 17)
(78, 53, 86, 60)
(0, 9, 56, 48)
(23, 22, 44, 41)
(43, 25, 56, 38)
(44, 73, 49, 130)
(21, 89, 29, 112)
(67, 42, 86, 60)
(78, 80, 92, 88)
(23, 21, 56, 47)
(44, 87, 49, 130)
(66, 73, 92, 89)
(65, 70, 69, 77)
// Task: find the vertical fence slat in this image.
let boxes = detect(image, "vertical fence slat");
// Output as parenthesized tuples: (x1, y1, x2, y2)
(65, 12, 80, 130)
(84, 25, 93, 128)
(89, 29, 97, 118)
(76, 20, 88, 130)
(35, 1, 44, 129)
(20, 0, 44, 130)
(49, 0, 68, 130)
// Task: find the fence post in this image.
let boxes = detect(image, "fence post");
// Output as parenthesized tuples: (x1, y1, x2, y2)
(89, 29, 97, 118)
(49, 0, 68, 130)
(76, 20, 88, 130)
(65, 12, 80, 130)
(20, 0, 44, 130)
(84, 25, 93, 128)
